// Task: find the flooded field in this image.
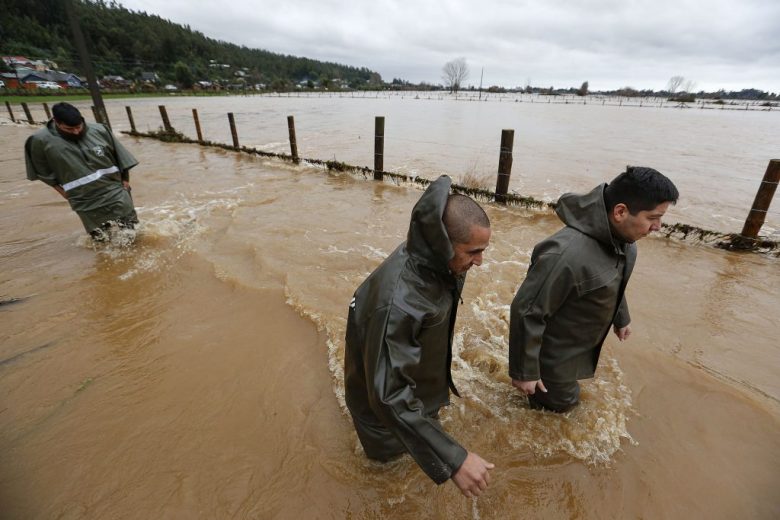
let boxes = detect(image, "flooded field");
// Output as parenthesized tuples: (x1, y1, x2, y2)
(7, 92, 780, 237)
(1, 112, 778, 519)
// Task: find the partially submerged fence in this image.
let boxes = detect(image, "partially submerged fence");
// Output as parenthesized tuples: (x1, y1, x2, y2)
(3, 100, 777, 254)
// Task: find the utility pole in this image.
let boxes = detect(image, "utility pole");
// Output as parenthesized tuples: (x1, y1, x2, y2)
(478, 67, 484, 101)
(64, 0, 110, 128)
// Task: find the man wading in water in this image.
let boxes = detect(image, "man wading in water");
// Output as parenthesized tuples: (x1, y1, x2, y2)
(24, 102, 140, 241)
(344, 175, 494, 498)
(509, 167, 679, 412)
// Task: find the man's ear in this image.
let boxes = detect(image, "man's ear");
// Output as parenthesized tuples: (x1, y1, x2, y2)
(611, 203, 630, 223)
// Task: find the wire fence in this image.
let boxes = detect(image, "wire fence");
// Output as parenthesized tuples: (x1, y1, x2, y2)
(3, 99, 778, 253)
(120, 130, 780, 258)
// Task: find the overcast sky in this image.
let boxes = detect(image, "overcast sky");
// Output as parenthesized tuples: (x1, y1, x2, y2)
(118, 0, 779, 92)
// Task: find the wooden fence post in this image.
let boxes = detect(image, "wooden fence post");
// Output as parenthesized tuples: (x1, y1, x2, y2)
(374, 116, 385, 180)
(227, 112, 239, 148)
(740, 159, 780, 239)
(125, 106, 137, 133)
(158, 105, 173, 132)
(5, 101, 16, 122)
(90, 105, 110, 127)
(42, 102, 51, 119)
(192, 109, 203, 143)
(494, 129, 515, 203)
(21, 102, 34, 124)
(287, 115, 298, 163)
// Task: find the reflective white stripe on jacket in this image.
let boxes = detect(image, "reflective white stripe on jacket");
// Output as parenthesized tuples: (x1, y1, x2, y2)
(61, 165, 120, 192)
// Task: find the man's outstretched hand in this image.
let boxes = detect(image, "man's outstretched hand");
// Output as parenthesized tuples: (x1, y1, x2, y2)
(452, 451, 494, 498)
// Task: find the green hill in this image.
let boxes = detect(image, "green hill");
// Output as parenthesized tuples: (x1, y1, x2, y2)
(0, 0, 381, 89)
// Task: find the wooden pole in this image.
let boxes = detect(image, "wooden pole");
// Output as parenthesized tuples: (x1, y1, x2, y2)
(21, 102, 34, 124)
(228, 112, 239, 148)
(158, 105, 172, 132)
(42, 102, 51, 119)
(125, 106, 137, 133)
(374, 116, 385, 180)
(91, 105, 99, 123)
(287, 115, 298, 163)
(740, 159, 780, 239)
(5, 101, 16, 122)
(64, 0, 109, 128)
(494, 129, 515, 203)
(192, 108, 203, 143)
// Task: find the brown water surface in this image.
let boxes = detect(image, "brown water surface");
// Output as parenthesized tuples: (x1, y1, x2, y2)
(1, 124, 778, 519)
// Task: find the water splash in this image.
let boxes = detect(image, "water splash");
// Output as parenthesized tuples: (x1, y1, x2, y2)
(77, 195, 241, 281)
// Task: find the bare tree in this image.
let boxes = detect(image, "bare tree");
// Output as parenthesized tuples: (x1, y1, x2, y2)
(442, 58, 469, 93)
(666, 75, 684, 94)
(682, 79, 697, 93)
(577, 80, 589, 96)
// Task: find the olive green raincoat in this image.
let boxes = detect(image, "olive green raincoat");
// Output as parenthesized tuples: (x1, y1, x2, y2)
(508, 184, 636, 384)
(25, 120, 138, 233)
(344, 175, 468, 484)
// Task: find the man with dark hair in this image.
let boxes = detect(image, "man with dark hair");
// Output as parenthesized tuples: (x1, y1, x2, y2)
(25, 102, 139, 240)
(345, 175, 495, 497)
(509, 167, 679, 412)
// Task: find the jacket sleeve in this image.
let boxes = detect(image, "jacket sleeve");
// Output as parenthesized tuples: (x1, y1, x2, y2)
(363, 304, 467, 484)
(24, 136, 58, 186)
(508, 250, 575, 381)
(613, 295, 631, 328)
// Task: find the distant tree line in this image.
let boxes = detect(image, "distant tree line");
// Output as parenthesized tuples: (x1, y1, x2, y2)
(520, 83, 777, 102)
(0, 0, 381, 89)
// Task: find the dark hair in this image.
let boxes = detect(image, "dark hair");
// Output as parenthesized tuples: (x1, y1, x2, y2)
(443, 193, 490, 243)
(52, 102, 83, 126)
(604, 166, 679, 214)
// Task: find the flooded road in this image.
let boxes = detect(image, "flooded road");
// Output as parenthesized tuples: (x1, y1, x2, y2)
(1, 121, 778, 519)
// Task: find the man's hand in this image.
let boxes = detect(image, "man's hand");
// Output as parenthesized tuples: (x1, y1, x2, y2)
(451, 451, 494, 498)
(53, 185, 68, 200)
(613, 325, 632, 341)
(122, 180, 131, 190)
(512, 378, 547, 395)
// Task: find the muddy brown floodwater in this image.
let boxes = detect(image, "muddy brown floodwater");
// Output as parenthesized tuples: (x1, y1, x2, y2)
(1, 123, 778, 519)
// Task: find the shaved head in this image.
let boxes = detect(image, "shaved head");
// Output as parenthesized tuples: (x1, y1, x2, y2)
(443, 194, 490, 244)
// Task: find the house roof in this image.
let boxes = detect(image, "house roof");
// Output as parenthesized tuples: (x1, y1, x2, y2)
(2, 56, 33, 65)
(20, 70, 83, 83)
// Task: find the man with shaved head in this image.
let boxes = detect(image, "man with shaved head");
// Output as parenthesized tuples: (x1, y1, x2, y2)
(345, 175, 494, 498)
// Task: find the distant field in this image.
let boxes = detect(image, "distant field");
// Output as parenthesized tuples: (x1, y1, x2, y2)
(0, 91, 235, 104)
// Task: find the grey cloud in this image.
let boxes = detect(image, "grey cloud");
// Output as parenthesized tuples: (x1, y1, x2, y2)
(118, 0, 779, 91)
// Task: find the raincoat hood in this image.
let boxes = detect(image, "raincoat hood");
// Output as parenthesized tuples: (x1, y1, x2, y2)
(406, 176, 454, 273)
(555, 184, 620, 252)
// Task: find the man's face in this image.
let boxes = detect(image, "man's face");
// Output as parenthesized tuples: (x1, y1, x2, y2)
(55, 120, 85, 141)
(611, 201, 671, 243)
(448, 225, 491, 275)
